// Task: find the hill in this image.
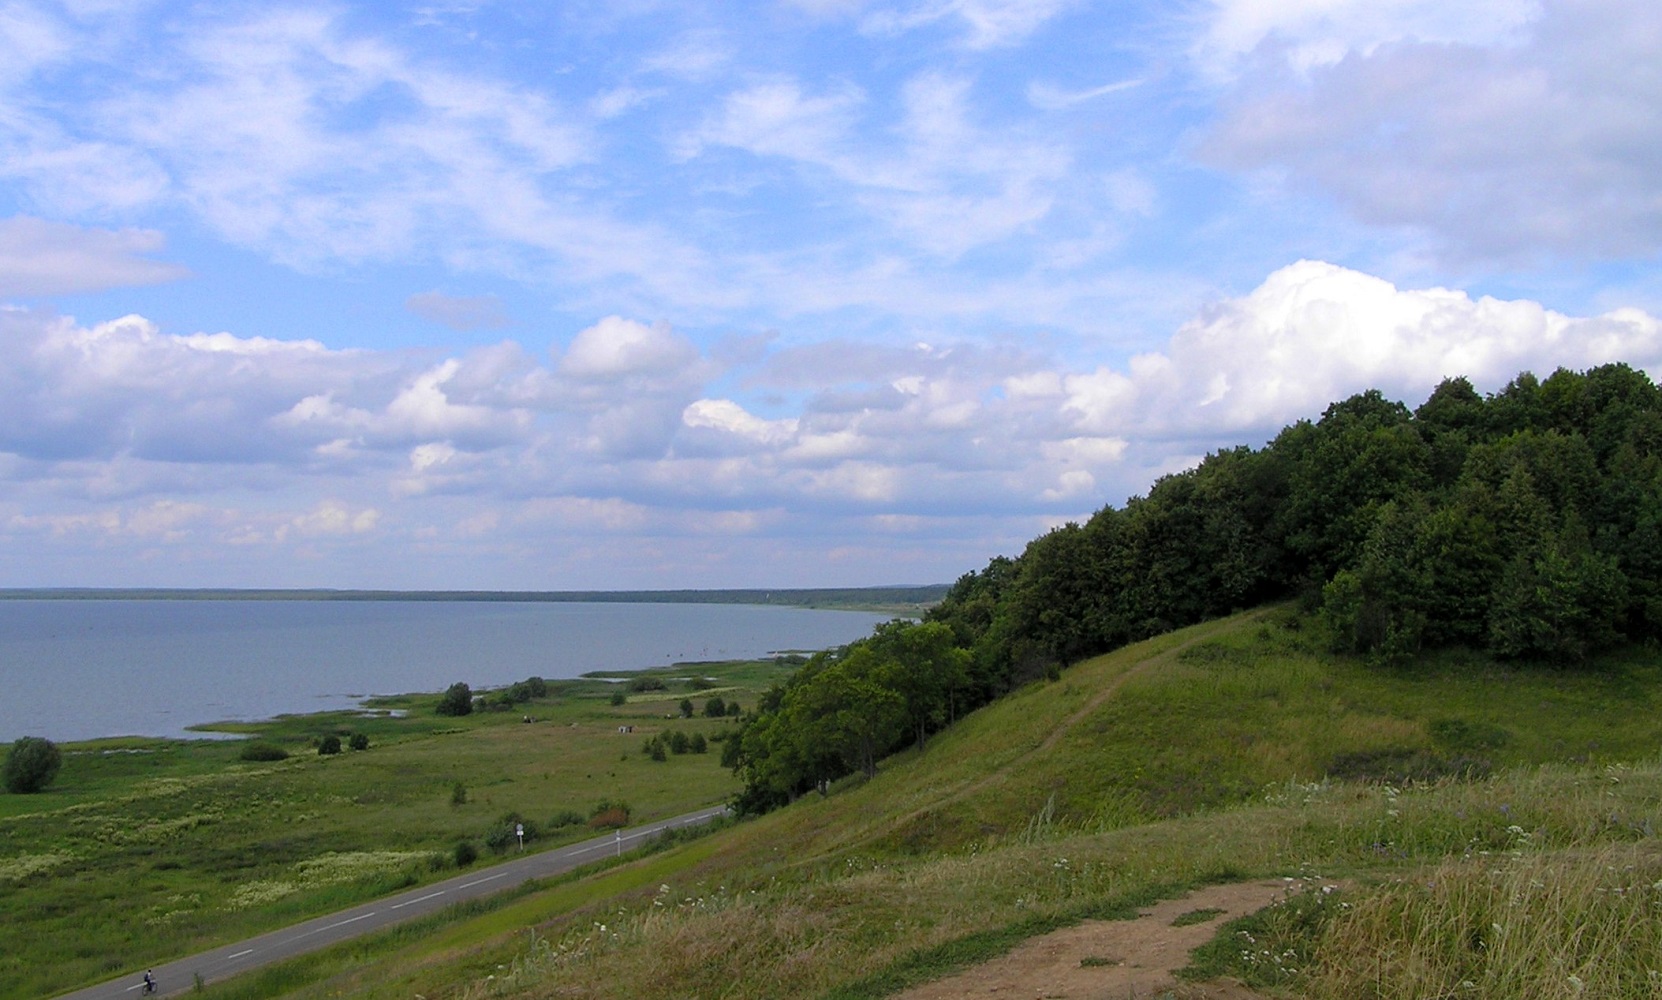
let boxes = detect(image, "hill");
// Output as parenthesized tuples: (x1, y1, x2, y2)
(235, 607, 1662, 999)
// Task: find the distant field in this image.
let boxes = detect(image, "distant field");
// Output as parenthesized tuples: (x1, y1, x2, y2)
(0, 659, 791, 1000)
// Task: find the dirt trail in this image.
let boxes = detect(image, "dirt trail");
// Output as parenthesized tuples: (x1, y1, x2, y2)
(893, 877, 1321, 1000)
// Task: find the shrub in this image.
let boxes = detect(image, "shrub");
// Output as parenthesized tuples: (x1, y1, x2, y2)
(588, 799, 630, 828)
(451, 782, 467, 806)
(691, 732, 708, 754)
(703, 696, 727, 718)
(687, 676, 712, 690)
(669, 730, 690, 755)
(610, 690, 627, 706)
(238, 742, 289, 762)
(453, 840, 478, 867)
(626, 677, 665, 693)
(484, 812, 538, 853)
(436, 682, 473, 716)
(348, 733, 369, 751)
(549, 809, 585, 828)
(317, 735, 342, 755)
(678, 698, 694, 718)
(3, 737, 62, 794)
(726, 701, 742, 717)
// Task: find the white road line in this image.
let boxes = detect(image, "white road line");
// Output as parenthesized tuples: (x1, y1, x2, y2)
(228, 949, 254, 960)
(322, 912, 376, 931)
(389, 891, 446, 910)
(458, 872, 508, 889)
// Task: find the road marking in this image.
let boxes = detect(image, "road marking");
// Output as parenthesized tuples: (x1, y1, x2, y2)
(323, 912, 376, 931)
(228, 949, 254, 960)
(390, 891, 446, 910)
(458, 872, 508, 889)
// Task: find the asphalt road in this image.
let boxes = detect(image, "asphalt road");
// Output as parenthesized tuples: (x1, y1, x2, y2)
(53, 804, 730, 1000)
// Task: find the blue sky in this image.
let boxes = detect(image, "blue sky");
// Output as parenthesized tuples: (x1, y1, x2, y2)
(2, 0, 1660, 589)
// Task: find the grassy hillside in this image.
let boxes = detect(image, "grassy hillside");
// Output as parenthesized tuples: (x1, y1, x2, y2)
(194, 607, 1662, 999)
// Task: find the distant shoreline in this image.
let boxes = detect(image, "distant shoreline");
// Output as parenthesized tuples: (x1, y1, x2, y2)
(0, 585, 949, 614)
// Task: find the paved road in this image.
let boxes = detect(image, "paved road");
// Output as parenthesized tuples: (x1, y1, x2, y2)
(54, 805, 729, 1000)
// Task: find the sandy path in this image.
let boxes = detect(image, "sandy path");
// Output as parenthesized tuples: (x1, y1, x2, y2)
(892, 878, 1323, 1000)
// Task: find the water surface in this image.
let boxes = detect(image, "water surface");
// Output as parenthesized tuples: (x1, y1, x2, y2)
(0, 599, 888, 742)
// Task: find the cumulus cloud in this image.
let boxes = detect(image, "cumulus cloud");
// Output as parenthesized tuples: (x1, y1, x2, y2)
(1202, 0, 1662, 262)
(3, 264, 1658, 582)
(0, 216, 188, 295)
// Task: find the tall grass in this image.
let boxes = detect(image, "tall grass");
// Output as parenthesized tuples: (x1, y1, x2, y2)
(1311, 843, 1662, 999)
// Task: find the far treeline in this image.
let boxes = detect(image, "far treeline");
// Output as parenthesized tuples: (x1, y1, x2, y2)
(725, 363, 1662, 813)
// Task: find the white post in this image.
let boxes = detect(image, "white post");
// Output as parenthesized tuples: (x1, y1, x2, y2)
(615, 829, 622, 857)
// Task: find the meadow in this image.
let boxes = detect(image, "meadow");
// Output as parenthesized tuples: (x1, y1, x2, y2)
(145, 606, 1662, 1000)
(0, 659, 789, 1000)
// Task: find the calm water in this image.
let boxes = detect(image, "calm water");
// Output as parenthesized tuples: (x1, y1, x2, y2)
(0, 600, 890, 742)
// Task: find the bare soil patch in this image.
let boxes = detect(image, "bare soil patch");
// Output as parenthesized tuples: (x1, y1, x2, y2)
(893, 879, 1322, 1000)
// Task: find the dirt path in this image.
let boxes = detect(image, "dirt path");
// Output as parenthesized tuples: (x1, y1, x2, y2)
(892, 878, 1323, 1000)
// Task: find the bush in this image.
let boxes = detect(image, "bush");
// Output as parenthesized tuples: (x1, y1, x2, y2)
(703, 696, 727, 718)
(436, 682, 473, 717)
(238, 742, 289, 762)
(549, 809, 585, 828)
(348, 732, 370, 751)
(588, 799, 631, 828)
(678, 698, 694, 718)
(453, 840, 478, 867)
(317, 735, 342, 755)
(691, 732, 708, 754)
(610, 690, 627, 706)
(626, 676, 665, 693)
(687, 676, 712, 690)
(669, 730, 690, 755)
(451, 782, 467, 806)
(3, 737, 62, 794)
(727, 701, 742, 717)
(484, 812, 538, 853)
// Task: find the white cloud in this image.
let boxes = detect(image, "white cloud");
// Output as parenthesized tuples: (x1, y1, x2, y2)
(561, 316, 700, 378)
(4, 262, 1658, 584)
(1202, 0, 1662, 262)
(0, 216, 188, 296)
(1042, 260, 1662, 440)
(1197, 0, 1541, 75)
(691, 71, 1069, 257)
(860, 0, 1080, 49)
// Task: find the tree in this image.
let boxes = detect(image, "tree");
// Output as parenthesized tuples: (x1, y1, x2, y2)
(703, 696, 728, 718)
(3, 737, 62, 794)
(678, 698, 694, 719)
(348, 733, 370, 751)
(317, 734, 342, 755)
(436, 682, 473, 716)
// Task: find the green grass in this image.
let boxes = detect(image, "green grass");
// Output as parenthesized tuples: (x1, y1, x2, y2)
(13, 610, 1662, 1000)
(0, 658, 793, 1000)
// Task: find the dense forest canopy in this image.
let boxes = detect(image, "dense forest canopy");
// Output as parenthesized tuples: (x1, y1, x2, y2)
(724, 364, 1662, 813)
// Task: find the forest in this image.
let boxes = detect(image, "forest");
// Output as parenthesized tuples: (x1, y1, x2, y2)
(723, 363, 1662, 813)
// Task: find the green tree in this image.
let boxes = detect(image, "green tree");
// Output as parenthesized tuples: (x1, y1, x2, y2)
(436, 682, 473, 717)
(678, 698, 694, 719)
(703, 696, 727, 718)
(317, 734, 342, 755)
(3, 737, 62, 794)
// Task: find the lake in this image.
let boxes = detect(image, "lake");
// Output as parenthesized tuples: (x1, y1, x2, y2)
(0, 599, 891, 743)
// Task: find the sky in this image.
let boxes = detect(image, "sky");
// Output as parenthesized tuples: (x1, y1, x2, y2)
(2, 0, 1661, 590)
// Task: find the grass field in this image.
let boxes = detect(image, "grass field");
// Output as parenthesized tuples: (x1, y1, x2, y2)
(0, 659, 789, 1000)
(10, 609, 1662, 1000)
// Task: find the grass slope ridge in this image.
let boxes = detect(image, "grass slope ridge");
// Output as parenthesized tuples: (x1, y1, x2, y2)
(269, 608, 1662, 1000)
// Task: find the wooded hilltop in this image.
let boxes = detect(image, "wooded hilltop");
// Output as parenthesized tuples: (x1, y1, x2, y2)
(725, 363, 1662, 812)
